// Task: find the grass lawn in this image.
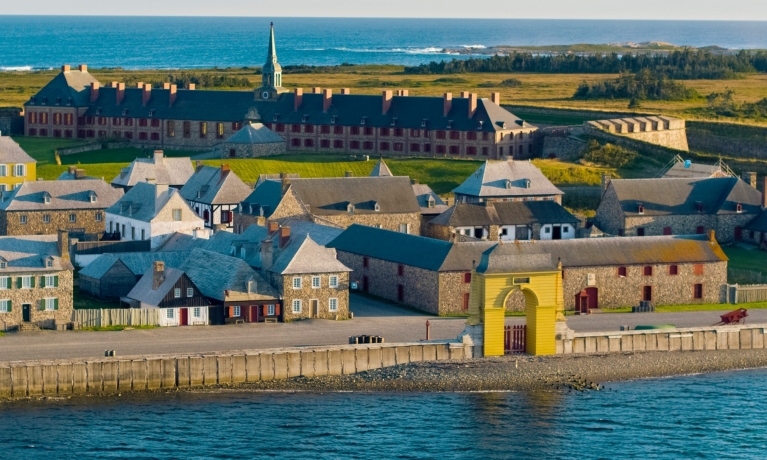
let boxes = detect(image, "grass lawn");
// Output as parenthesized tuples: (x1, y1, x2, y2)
(723, 245, 767, 283)
(600, 301, 767, 314)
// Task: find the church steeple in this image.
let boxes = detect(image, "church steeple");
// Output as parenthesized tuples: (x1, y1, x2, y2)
(256, 22, 286, 101)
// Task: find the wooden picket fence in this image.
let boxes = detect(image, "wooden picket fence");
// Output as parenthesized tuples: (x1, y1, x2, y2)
(730, 284, 767, 304)
(72, 309, 160, 328)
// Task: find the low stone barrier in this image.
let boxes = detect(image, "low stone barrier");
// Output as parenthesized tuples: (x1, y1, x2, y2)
(557, 323, 767, 355)
(0, 341, 469, 399)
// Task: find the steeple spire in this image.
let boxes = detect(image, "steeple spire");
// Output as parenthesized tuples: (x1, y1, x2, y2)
(255, 22, 286, 101)
(266, 22, 277, 65)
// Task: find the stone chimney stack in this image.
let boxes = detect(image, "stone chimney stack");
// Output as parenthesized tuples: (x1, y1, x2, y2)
(153, 150, 164, 163)
(268, 221, 279, 233)
(601, 173, 611, 193)
(279, 226, 291, 249)
(220, 164, 230, 180)
(61, 65, 70, 73)
(89, 82, 100, 103)
(116, 83, 125, 105)
(142, 84, 152, 106)
(443, 93, 452, 117)
(261, 239, 274, 270)
(57, 229, 70, 261)
(163, 83, 170, 89)
(280, 172, 291, 195)
(153, 261, 165, 290)
(169, 84, 177, 106)
(468, 93, 478, 118)
(461, 91, 470, 98)
(188, 83, 196, 90)
(322, 88, 332, 112)
(396, 89, 409, 97)
(137, 82, 144, 88)
(293, 88, 303, 112)
(312, 87, 321, 94)
(78, 64, 88, 73)
(491, 92, 501, 105)
(743, 172, 757, 188)
(340, 88, 351, 95)
(382, 90, 393, 115)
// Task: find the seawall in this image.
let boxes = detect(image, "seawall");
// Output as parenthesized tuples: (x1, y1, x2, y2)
(0, 341, 469, 399)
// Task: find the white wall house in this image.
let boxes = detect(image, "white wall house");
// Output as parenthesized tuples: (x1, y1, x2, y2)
(157, 306, 209, 327)
(105, 181, 208, 249)
(539, 223, 576, 241)
(179, 164, 252, 231)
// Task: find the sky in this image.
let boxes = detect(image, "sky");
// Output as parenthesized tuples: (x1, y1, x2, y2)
(4, 0, 767, 20)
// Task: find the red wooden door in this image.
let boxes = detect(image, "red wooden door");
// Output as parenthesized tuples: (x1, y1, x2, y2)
(643, 285, 653, 302)
(180, 308, 189, 326)
(585, 287, 599, 310)
(250, 305, 258, 323)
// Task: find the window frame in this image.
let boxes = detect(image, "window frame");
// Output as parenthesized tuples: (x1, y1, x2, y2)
(292, 277, 302, 289)
(329, 275, 339, 288)
(174, 288, 181, 298)
(329, 298, 338, 312)
(311, 276, 321, 289)
(292, 299, 302, 313)
(187, 288, 194, 298)
(233, 305, 241, 317)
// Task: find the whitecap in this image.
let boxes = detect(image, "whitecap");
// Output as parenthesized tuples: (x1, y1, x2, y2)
(0, 66, 33, 72)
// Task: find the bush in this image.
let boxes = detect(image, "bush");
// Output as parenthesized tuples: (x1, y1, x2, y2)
(581, 140, 639, 168)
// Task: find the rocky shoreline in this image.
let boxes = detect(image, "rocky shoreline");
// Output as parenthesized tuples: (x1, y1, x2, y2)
(236, 349, 767, 392)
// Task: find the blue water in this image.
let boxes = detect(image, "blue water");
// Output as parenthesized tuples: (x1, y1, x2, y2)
(2, 16, 767, 69)
(2, 368, 767, 458)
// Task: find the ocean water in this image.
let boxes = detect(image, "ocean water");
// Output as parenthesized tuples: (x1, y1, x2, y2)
(1, 368, 767, 458)
(1, 16, 767, 70)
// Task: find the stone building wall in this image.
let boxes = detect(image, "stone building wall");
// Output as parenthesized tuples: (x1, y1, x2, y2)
(266, 188, 310, 221)
(233, 213, 267, 234)
(423, 222, 453, 240)
(312, 212, 422, 236)
(221, 142, 286, 158)
(594, 186, 624, 236)
(562, 260, 727, 310)
(0, 209, 106, 236)
(437, 271, 473, 315)
(336, 250, 440, 314)
(0, 270, 73, 330)
(273, 271, 350, 321)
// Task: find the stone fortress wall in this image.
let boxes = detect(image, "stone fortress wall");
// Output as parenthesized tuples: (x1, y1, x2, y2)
(584, 116, 689, 151)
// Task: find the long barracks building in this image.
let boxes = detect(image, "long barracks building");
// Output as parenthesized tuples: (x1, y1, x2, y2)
(24, 25, 538, 160)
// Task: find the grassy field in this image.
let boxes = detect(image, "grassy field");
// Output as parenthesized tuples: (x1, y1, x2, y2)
(601, 301, 767, 314)
(4, 66, 767, 125)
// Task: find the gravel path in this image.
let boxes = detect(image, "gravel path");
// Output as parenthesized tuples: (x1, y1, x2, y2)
(238, 349, 767, 392)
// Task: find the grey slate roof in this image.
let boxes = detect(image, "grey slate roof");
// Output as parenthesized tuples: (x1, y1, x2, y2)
(269, 234, 351, 275)
(25, 70, 98, 108)
(476, 235, 728, 274)
(224, 123, 284, 145)
(370, 158, 393, 177)
(111, 152, 194, 188)
(663, 161, 730, 179)
(609, 177, 763, 216)
(412, 183, 449, 215)
(79, 251, 192, 279)
(0, 136, 36, 164)
(453, 160, 563, 199)
(238, 179, 284, 218)
(180, 248, 278, 301)
(0, 235, 72, 272)
(126, 266, 186, 306)
(105, 182, 193, 223)
(288, 176, 421, 215)
(255, 173, 299, 189)
(0, 179, 123, 211)
(180, 165, 252, 206)
(429, 201, 579, 227)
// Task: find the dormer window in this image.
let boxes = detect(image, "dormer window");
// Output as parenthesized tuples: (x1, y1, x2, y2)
(66, 97, 72, 106)
(0, 262, 5, 269)
(302, 115, 308, 123)
(55, 97, 61, 106)
(95, 108, 101, 115)
(638, 203, 644, 215)
(524, 179, 531, 189)
(41, 98, 47, 105)
(478, 120, 484, 130)
(46, 258, 53, 268)
(391, 117, 398, 127)
(43, 192, 51, 204)
(331, 117, 337, 124)
(122, 109, 129, 116)
(736, 203, 743, 213)
(148, 109, 155, 117)
(447, 120, 454, 129)
(197, 190, 202, 199)
(428, 197, 435, 208)
(374, 202, 380, 212)
(30, 97, 36, 105)
(695, 201, 704, 213)
(247, 278, 256, 294)
(89, 191, 97, 203)
(347, 203, 355, 215)
(361, 117, 367, 126)
(496, 121, 506, 129)
(273, 115, 279, 122)
(504, 179, 512, 190)
(421, 120, 428, 128)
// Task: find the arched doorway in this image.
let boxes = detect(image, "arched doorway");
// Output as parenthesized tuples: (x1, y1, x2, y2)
(574, 288, 598, 314)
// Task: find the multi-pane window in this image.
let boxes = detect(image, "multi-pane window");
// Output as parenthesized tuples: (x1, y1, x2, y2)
(43, 214, 50, 223)
(187, 288, 193, 297)
(183, 121, 191, 138)
(329, 276, 338, 288)
(329, 298, 338, 312)
(95, 212, 102, 222)
(643, 266, 653, 276)
(233, 306, 241, 317)
(0, 299, 9, 313)
(44, 298, 56, 311)
(193, 307, 201, 318)
(174, 288, 181, 298)
(267, 304, 275, 316)
(694, 283, 703, 299)
(45, 275, 55, 288)
(0, 277, 9, 290)
(14, 164, 25, 177)
(217, 123, 225, 138)
(292, 277, 302, 289)
(172, 209, 182, 221)
(69, 213, 76, 223)
(199, 122, 207, 138)
(292, 299, 302, 313)
(22, 276, 32, 289)
(166, 309, 174, 319)
(312, 276, 320, 288)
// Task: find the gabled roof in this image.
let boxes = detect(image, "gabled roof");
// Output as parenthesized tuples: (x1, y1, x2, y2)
(287, 176, 421, 215)
(79, 251, 191, 279)
(255, 173, 299, 188)
(269, 234, 351, 275)
(0, 235, 72, 272)
(663, 161, 732, 179)
(370, 158, 393, 177)
(180, 248, 278, 301)
(608, 177, 763, 216)
(476, 235, 728, 274)
(412, 183, 449, 215)
(111, 152, 194, 188)
(105, 182, 198, 223)
(238, 179, 284, 218)
(224, 122, 284, 145)
(430, 201, 579, 227)
(25, 69, 99, 108)
(126, 266, 186, 306)
(0, 136, 36, 164)
(453, 160, 563, 198)
(0, 179, 123, 211)
(179, 165, 252, 205)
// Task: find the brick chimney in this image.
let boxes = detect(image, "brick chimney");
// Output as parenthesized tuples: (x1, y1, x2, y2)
(153, 150, 164, 163)
(163, 83, 170, 89)
(708, 229, 716, 243)
(340, 88, 351, 95)
(468, 93, 477, 118)
(382, 90, 393, 114)
(89, 82, 100, 103)
(293, 88, 303, 112)
(261, 239, 273, 270)
(461, 91, 470, 98)
(169, 84, 177, 106)
(110, 81, 118, 88)
(312, 87, 321, 94)
(116, 83, 125, 105)
(188, 83, 196, 90)
(78, 64, 88, 73)
(220, 164, 230, 180)
(443, 93, 452, 117)
(75, 169, 86, 180)
(279, 226, 291, 249)
(57, 229, 69, 260)
(743, 172, 757, 188)
(396, 89, 409, 97)
(137, 82, 144, 88)
(491, 92, 501, 105)
(601, 173, 611, 193)
(268, 221, 279, 233)
(322, 88, 332, 112)
(61, 65, 70, 73)
(763, 177, 767, 209)
(152, 261, 165, 290)
(142, 84, 152, 106)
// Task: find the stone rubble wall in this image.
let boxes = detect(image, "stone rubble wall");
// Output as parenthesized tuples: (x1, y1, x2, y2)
(0, 341, 469, 399)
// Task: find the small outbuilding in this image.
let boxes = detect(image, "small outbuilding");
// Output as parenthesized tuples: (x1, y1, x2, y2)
(219, 122, 286, 158)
